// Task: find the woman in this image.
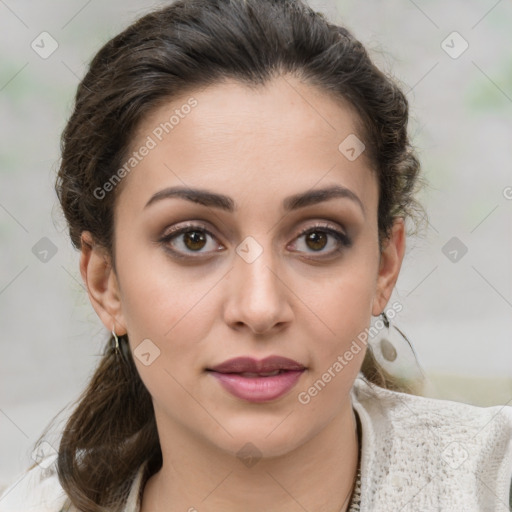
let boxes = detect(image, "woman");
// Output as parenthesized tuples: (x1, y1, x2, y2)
(1, 0, 511, 510)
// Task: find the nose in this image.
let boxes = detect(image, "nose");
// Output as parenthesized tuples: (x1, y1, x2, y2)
(222, 240, 293, 335)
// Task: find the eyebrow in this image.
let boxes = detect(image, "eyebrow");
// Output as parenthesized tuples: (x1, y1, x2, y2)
(144, 184, 365, 217)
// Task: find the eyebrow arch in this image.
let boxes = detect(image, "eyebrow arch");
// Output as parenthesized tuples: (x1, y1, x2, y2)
(144, 184, 365, 217)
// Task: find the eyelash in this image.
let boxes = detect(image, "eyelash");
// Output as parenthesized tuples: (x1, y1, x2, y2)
(158, 222, 352, 260)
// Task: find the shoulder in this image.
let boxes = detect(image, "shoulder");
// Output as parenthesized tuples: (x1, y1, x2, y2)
(351, 376, 512, 510)
(352, 375, 512, 431)
(0, 456, 70, 512)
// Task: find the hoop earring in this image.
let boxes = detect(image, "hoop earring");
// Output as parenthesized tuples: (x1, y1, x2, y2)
(112, 329, 120, 356)
(369, 311, 425, 382)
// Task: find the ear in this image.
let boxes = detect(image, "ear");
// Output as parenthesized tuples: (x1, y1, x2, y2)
(79, 231, 127, 335)
(371, 217, 406, 316)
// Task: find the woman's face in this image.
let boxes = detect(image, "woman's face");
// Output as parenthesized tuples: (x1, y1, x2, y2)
(82, 75, 404, 458)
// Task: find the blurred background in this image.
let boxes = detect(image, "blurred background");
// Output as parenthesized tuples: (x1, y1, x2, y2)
(1, 0, 511, 490)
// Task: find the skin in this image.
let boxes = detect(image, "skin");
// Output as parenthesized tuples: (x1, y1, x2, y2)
(80, 75, 405, 512)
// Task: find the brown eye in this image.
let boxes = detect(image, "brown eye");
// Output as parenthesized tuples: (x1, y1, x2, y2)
(289, 223, 352, 257)
(182, 230, 207, 251)
(304, 231, 328, 251)
(159, 223, 224, 258)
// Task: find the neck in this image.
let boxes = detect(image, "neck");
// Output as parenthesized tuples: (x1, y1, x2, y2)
(141, 402, 360, 512)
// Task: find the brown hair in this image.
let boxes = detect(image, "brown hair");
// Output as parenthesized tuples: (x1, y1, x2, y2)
(37, 0, 427, 509)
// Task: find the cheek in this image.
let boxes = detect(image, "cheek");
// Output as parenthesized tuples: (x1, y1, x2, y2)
(301, 253, 377, 327)
(120, 271, 217, 351)
(117, 260, 218, 400)
(294, 271, 373, 413)
(114, 238, 215, 351)
(294, 252, 377, 380)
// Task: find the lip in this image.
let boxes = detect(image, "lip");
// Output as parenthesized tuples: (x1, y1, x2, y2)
(208, 356, 305, 374)
(206, 356, 306, 403)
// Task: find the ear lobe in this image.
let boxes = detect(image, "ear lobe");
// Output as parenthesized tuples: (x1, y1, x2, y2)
(371, 218, 406, 316)
(79, 231, 127, 335)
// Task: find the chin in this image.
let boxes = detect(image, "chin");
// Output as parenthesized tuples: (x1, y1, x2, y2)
(206, 415, 319, 460)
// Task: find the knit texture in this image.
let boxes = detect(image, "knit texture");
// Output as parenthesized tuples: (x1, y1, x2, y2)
(350, 377, 512, 511)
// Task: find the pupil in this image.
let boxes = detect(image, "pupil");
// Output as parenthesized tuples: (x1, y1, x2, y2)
(307, 231, 326, 251)
(184, 231, 206, 250)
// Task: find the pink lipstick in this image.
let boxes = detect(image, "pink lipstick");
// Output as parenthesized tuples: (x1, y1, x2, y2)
(207, 356, 305, 403)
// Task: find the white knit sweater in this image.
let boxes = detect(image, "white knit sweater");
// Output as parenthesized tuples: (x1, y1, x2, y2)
(351, 377, 512, 511)
(1, 375, 511, 511)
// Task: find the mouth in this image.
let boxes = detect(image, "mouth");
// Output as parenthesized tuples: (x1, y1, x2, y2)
(206, 356, 306, 402)
(206, 355, 306, 374)
(229, 370, 285, 377)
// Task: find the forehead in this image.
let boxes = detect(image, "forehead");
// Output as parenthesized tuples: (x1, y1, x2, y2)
(117, 76, 377, 215)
